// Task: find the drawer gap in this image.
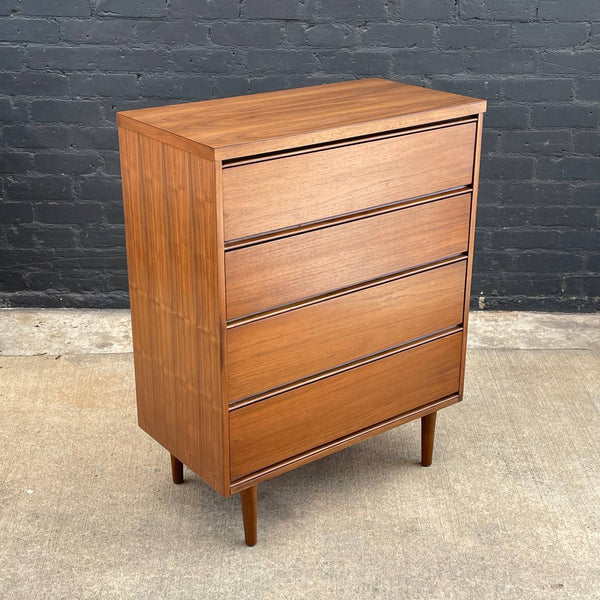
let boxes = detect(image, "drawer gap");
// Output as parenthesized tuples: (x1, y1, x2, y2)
(227, 254, 468, 329)
(228, 325, 463, 410)
(222, 116, 478, 168)
(224, 186, 472, 250)
(229, 393, 461, 493)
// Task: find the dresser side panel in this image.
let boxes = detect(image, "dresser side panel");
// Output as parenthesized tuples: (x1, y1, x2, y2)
(118, 126, 228, 495)
(459, 114, 485, 398)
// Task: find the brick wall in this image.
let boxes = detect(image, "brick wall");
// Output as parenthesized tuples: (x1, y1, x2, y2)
(0, 0, 598, 310)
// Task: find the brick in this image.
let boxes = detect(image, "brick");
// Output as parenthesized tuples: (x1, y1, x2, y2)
(481, 155, 535, 180)
(35, 151, 101, 176)
(540, 51, 600, 75)
(139, 74, 211, 99)
(0, 151, 34, 173)
(493, 229, 561, 250)
(0, 46, 24, 69)
(36, 202, 102, 224)
(2, 125, 71, 149)
(537, 157, 600, 180)
(79, 177, 122, 201)
(512, 24, 589, 48)
(395, 51, 463, 75)
(99, 151, 121, 176)
(439, 25, 510, 49)
(430, 77, 503, 100)
(561, 231, 599, 251)
(502, 131, 571, 155)
(104, 201, 125, 224)
(577, 78, 600, 101)
(0, 73, 68, 96)
(212, 76, 250, 98)
(533, 105, 599, 128)
(69, 74, 138, 98)
(538, 0, 600, 21)
(31, 99, 101, 124)
(482, 130, 500, 154)
(316, 51, 391, 76)
(398, 0, 454, 20)
(573, 132, 600, 155)
(0, 0, 18, 16)
(288, 24, 361, 48)
(504, 78, 573, 102)
(136, 21, 208, 45)
(363, 24, 434, 48)
(485, 105, 530, 129)
(171, 49, 239, 73)
(21, 0, 91, 16)
(96, 0, 167, 17)
(0, 202, 34, 223)
(0, 98, 27, 123)
(513, 252, 581, 273)
(60, 19, 135, 44)
(530, 206, 597, 227)
(170, 0, 238, 18)
(81, 225, 125, 247)
(211, 22, 282, 47)
(34, 226, 79, 248)
(573, 184, 599, 205)
(316, 0, 390, 20)
(467, 50, 536, 74)
(0, 18, 58, 42)
(245, 0, 302, 19)
(95, 48, 172, 72)
(502, 182, 571, 205)
(5, 227, 36, 249)
(461, 0, 537, 21)
(70, 127, 119, 151)
(27, 47, 98, 70)
(247, 50, 319, 74)
(5, 175, 73, 200)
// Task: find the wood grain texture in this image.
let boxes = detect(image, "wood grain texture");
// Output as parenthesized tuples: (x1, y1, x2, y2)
(421, 412, 437, 467)
(222, 121, 477, 241)
(226, 260, 467, 402)
(240, 486, 258, 547)
(117, 78, 486, 160)
(230, 332, 462, 480)
(225, 192, 472, 319)
(118, 127, 229, 496)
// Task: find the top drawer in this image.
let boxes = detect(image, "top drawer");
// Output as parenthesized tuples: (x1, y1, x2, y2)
(222, 121, 477, 241)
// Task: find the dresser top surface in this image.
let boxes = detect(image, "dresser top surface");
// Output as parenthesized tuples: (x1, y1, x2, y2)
(117, 78, 486, 160)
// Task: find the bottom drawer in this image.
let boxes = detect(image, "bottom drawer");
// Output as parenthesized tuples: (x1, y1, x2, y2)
(230, 332, 462, 480)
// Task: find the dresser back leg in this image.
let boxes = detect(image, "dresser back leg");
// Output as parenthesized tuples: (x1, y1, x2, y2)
(421, 412, 437, 467)
(240, 486, 258, 546)
(170, 454, 184, 484)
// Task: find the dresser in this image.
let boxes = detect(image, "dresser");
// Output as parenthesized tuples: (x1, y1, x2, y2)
(117, 78, 486, 546)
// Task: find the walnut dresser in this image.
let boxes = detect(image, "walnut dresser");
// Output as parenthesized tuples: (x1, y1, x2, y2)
(117, 78, 486, 546)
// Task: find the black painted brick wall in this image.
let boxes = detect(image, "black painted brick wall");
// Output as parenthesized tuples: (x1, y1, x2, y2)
(0, 0, 598, 311)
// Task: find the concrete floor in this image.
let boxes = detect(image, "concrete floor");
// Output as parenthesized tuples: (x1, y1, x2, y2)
(0, 310, 598, 599)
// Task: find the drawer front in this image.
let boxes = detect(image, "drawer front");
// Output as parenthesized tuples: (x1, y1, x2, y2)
(222, 121, 476, 241)
(226, 260, 466, 402)
(226, 193, 471, 319)
(230, 332, 462, 480)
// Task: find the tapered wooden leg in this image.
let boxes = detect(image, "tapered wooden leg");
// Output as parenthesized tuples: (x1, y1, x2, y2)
(170, 454, 184, 484)
(240, 485, 258, 546)
(421, 412, 437, 467)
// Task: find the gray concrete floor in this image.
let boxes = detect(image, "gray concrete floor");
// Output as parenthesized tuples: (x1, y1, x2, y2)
(0, 309, 598, 599)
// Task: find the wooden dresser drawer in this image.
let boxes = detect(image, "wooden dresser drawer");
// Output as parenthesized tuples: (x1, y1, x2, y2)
(226, 260, 466, 402)
(230, 331, 463, 480)
(226, 192, 471, 319)
(222, 121, 477, 241)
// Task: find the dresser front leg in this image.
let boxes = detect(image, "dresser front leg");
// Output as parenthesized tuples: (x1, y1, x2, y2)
(170, 454, 184, 484)
(240, 485, 258, 546)
(421, 412, 437, 467)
